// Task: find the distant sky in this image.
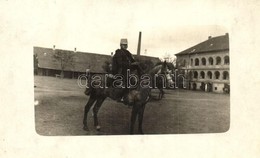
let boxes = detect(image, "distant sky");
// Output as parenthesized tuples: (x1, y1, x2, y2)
(1, 0, 231, 58)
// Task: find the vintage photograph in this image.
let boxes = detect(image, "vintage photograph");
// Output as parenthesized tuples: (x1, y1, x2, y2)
(3, 0, 260, 157)
(34, 28, 230, 135)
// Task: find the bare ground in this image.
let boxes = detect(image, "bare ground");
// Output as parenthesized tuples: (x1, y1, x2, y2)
(34, 76, 230, 135)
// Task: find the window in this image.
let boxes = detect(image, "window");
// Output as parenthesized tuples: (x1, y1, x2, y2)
(195, 58, 199, 66)
(194, 71, 198, 79)
(202, 58, 206, 65)
(216, 56, 221, 65)
(208, 57, 213, 65)
(191, 59, 193, 66)
(183, 60, 186, 66)
(215, 71, 220, 79)
(207, 71, 212, 79)
(200, 71, 205, 79)
(223, 71, 229, 80)
(193, 83, 197, 90)
(224, 56, 229, 65)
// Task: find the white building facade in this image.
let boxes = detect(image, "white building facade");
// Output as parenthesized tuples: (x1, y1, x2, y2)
(175, 33, 230, 93)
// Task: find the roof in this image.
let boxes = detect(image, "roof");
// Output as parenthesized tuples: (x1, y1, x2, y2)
(175, 33, 229, 56)
(133, 54, 161, 64)
(34, 46, 160, 73)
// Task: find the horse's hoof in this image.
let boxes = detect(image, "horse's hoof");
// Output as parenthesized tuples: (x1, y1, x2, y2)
(96, 125, 101, 131)
(83, 126, 89, 131)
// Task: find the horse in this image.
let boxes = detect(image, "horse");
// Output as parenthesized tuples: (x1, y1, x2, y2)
(82, 61, 173, 134)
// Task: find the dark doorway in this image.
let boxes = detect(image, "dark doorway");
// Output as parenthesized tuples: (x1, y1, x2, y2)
(200, 82, 205, 91)
(192, 83, 197, 90)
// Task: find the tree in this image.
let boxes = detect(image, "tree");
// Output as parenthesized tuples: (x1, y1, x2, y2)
(160, 52, 176, 67)
(53, 50, 75, 78)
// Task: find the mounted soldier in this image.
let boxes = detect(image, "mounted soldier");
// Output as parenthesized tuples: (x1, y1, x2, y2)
(85, 38, 141, 101)
(111, 38, 141, 103)
(83, 53, 175, 134)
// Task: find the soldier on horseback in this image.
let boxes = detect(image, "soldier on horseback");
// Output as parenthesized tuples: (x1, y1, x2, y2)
(82, 43, 175, 133)
(85, 38, 141, 102)
(111, 38, 141, 103)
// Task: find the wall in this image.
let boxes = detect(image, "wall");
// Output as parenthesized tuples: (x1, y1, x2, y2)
(176, 50, 230, 93)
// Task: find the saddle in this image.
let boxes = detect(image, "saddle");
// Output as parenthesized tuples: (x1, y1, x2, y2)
(104, 76, 138, 105)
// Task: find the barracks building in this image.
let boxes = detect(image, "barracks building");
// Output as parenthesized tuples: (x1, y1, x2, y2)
(175, 33, 230, 93)
(34, 46, 161, 79)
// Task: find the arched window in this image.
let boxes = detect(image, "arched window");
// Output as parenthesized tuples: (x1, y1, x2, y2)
(216, 56, 221, 65)
(215, 71, 220, 79)
(195, 58, 199, 66)
(200, 71, 205, 79)
(207, 71, 213, 79)
(208, 57, 213, 65)
(223, 71, 229, 80)
(224, 56, 229, 65)
(191, 59, 193, 66)
(194, 71, 198, 79)
(183, 60, 186, 66)
(202, 58, 206, 65)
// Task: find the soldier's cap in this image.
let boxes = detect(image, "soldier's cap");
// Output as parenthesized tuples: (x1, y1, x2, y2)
(120, 38, 128, 45)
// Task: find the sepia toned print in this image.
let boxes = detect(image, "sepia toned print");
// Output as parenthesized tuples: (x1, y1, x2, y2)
(34, 31, 230, 135)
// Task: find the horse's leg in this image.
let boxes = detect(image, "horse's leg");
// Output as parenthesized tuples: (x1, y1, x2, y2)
(83, 96, 96, 131)
(138, 104, 146, 134)
(130, 104, 139, 134)
(159, 88, 163, 100)
(93, 96, 106, 131)
(157, 81, 162, 99)
(161, 89, 165, 98)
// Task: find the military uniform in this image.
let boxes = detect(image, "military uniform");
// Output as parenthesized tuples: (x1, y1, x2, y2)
(110, 39, 139, 103)
(112, 48, 135, 76)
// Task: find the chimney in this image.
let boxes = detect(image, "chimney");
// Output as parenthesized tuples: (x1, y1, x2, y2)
(137, 31, 142, 57)
(74, 47, 77, 52)
(111, 52, 113, 56)
(208, 36, 212, 39)
(53, 45, 56, 50)
(225, 33, 229, 36)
